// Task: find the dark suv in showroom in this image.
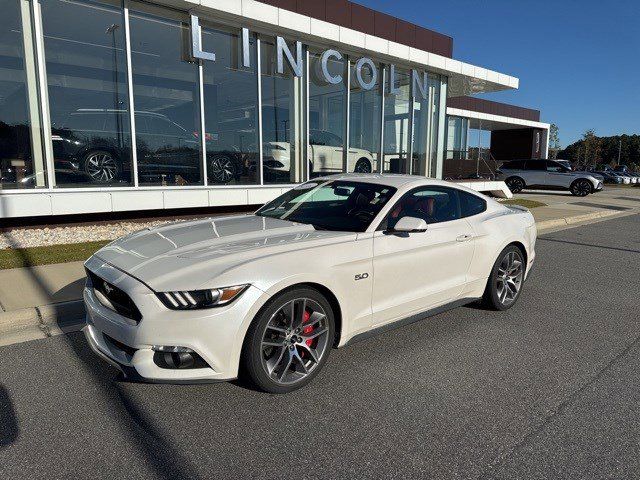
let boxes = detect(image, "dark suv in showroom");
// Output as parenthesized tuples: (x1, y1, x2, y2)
(51, 109, 246, 185)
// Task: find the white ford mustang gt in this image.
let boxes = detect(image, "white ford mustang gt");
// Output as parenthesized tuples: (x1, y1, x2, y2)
(83, 174, 537, 393)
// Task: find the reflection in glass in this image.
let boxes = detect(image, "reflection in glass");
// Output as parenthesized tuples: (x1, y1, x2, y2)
(1, 0, 45, 189)
(382, 67, 411, 174)
(130, 3, 202, 186)
(42, 0, 132, 187)
(428, 75, 441, 178)
(411, 73, 440, 176)
(308, 50, 346, 177)
(201, 24, 258, 185)
(349, 60, 381, 174)
(260, 38, 305, 184)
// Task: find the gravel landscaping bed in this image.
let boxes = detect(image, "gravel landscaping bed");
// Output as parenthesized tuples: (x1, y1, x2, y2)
(0, 219, 193, 249)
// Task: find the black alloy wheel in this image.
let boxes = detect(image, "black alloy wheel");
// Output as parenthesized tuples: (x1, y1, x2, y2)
(354, 158, 372, 173)
(570, 179, 592, 197)
(505, 176, 525, 193)
(84, 150, 120, 183)
(209, 154, 237, 184)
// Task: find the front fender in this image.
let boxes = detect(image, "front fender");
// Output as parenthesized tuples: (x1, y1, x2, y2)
(226, 272, 350, 379)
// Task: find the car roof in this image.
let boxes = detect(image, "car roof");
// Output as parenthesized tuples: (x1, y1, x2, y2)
(311, 173, 463, 189)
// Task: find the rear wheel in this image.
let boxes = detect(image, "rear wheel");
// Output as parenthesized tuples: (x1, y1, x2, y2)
(570, 179, 592, 196)
(354, 158, 372, 173)
(505, 176, 525, 193)
(241, 288, 334, 393)
(482, 245, 525, 311)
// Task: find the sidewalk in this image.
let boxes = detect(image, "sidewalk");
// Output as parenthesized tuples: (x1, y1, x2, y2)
(1, 187, 639, 346)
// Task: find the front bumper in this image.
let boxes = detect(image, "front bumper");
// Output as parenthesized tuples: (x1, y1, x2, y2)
(82, 256, 264, 382)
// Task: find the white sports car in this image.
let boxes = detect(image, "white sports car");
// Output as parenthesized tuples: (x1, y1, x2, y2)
(83, 174, 537, 393)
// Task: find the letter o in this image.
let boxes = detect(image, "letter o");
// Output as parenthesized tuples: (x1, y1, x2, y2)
(355, 57, 377, 90)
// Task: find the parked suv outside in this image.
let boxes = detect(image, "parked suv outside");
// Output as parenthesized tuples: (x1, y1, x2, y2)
(497, 159, 603, 196)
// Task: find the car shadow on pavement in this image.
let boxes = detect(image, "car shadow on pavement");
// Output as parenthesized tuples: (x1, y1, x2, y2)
(1, 212, 204, 480)
(539, 237, 640, 254)
(0, 384, 19, 449)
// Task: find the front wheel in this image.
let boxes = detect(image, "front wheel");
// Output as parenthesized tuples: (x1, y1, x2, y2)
(83, 150, 120, 183)
(482, 246, 525, 311)
(209, 154, 237, 184)
(570, 179, 592, 196)
(241, 288, 335, 393)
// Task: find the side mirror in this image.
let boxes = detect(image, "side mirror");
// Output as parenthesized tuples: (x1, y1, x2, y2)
(391, 216, 428, 233)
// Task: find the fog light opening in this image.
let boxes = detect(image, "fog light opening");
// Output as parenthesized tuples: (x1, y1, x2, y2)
(152, 346, 209, 370)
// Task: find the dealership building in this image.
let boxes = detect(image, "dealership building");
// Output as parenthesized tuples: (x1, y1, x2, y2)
(0, 0, 550, 219)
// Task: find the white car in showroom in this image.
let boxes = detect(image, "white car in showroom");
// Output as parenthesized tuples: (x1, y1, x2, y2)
(83, 174, 536, 393)
(263, 129, 375, 177)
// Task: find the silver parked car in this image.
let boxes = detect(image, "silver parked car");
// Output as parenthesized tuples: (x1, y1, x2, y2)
(497, 159, 603, 196)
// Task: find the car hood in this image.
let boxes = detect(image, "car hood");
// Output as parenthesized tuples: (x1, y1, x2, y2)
(92, 214, 355, 291)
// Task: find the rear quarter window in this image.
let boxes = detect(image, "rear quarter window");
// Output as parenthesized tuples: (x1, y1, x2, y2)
(459, 191, 487, 218)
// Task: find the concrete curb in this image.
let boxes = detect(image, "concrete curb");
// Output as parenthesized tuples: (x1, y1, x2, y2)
(0, 299, 85, 347)
(536, 208, 634, 232)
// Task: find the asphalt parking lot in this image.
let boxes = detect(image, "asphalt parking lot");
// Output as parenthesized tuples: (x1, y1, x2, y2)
(1, 214, 639, 479)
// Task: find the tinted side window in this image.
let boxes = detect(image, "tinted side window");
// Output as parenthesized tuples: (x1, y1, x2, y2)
(546, 161, 563, 172)
(502, 161, 524, 170)
(380, 186, 461, 230)
(525, 161, 546, 171)
(459, 191, 487, 218)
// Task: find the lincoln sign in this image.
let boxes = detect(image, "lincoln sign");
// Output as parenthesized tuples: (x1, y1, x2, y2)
(190, 14, 431, 99)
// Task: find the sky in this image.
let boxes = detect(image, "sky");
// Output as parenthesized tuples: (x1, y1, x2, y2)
(363, 0, 639, 147)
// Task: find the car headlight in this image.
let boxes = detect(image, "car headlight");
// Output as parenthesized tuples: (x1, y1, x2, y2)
(157, 285, 249, 310)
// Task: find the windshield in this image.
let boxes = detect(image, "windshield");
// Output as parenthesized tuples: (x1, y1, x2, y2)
(256, 180, 397, 232)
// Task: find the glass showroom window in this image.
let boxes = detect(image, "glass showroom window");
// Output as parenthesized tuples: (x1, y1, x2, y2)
(41, 0, 132, 187)
(349, 59, 381, 174)
(129, 3, 202, 186)
(201, 24, 259, 186)
(411, 73, 441, 176)
(260, 37, 305, 184)
(382, 67, 411, 174)
(1, 0, 46, 189)
(308, 50, 346, 177)
(446, 116, 468, 160)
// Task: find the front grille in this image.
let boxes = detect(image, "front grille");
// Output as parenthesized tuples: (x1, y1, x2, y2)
(86, 268, 142, 323)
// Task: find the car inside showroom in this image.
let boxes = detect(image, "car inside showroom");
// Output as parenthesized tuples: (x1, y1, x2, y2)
(0, 0, 548, 218)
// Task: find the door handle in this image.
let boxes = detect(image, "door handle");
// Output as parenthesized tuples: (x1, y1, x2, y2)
(456, 234, 473, 242)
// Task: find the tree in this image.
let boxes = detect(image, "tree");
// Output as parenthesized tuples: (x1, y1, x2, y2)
(548, 124, 560, 159)
(558, 133, 640, 168)
(582, 129, 601, 168)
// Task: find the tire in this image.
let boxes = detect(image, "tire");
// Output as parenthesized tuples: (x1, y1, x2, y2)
(241, 287, 335, 393)
(209, 154, 237, 184)
(570, 179, 592, 197)
(505, 176, 525, 193)
(482, 245, 526, 311)
(83, 150, 121, 183)
(354, 158, 372, 173)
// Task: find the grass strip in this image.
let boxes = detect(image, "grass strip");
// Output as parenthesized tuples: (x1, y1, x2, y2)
(499, 199, 547, 209)
(0, 240, 111, 270)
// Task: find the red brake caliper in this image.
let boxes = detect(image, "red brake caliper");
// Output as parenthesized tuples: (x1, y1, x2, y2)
(302, 310, 314, 347)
